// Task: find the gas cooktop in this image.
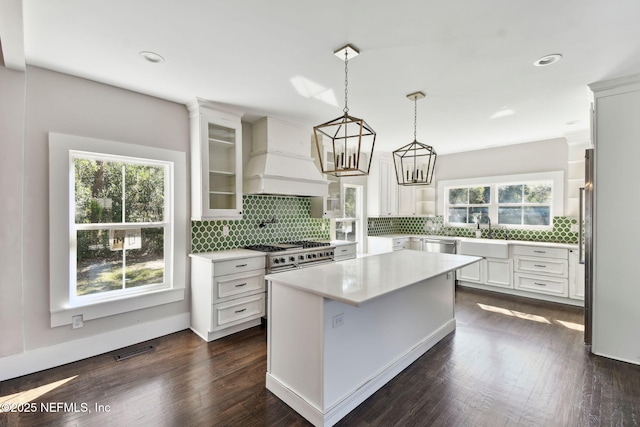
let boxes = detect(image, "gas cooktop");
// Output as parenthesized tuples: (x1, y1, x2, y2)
(244, 240, 331, 253)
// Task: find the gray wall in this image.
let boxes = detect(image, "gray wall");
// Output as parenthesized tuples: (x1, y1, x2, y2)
(0, 65, 26, 357)
(1, 65, 190, 373)
(435, 138, 568, 181)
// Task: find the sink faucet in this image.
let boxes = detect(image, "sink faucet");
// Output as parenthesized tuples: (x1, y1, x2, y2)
(486, 215, 493, 239)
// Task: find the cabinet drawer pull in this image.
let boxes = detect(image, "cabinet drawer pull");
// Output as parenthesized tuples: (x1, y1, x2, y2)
(533, 282, 547, 286)
(235, 283, 247, 287)
(534, 250, 546, 253)
(534, 264, 547, 268)
(235, 264, 247, 268)
(234, 308, 247, 314)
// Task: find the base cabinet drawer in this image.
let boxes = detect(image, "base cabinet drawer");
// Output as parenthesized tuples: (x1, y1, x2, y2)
(212, 294, 265, 331)
(214, 256, 265, 276)
(514, 256, 568, 277)
(335, 244, 357, 261)
(514, 273, 568, 297)
(214, 270, 265, 302)
(512, 245, 568, 259)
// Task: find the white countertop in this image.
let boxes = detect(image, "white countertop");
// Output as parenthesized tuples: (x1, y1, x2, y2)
(371, 234, 578, 250)
(189, 248, 266, 262)
(266, 250, 481, 306)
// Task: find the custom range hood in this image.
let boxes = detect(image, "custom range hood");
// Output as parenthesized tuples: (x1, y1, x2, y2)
(243, 117, 328, 197)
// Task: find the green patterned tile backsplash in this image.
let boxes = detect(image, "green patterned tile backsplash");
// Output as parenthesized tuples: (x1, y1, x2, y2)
(191, 195, 330, 253)
(367, 215, 578, 244)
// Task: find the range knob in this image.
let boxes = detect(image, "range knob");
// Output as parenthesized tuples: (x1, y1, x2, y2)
(307, 254, 313, 259)
(289, 256, 295, 262)
(280, 257, 286, 263)
(273, 258, 280, 264)
(299, 255, 305, 261)
(312, 253, 317, 259)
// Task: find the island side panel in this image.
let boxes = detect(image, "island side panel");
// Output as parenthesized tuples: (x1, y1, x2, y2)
(322, 272, 455, 410)
(267, 280, 324, 410)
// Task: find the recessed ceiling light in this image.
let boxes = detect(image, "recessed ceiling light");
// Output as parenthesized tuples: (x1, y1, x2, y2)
(533, 54, 562, 67)
(139, 51, 165, 64)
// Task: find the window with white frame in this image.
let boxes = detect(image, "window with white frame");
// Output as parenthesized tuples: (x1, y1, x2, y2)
(439, 172, 563, 230)
(49, 133, 186, 327)
(447, 185, 491, 224)
(72, 154, 170, 301)
(497, 182, 552, 226)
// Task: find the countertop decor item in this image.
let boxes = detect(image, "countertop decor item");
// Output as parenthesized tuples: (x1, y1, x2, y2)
(313, 44, 376, 177)
(392, 91, 437, 185)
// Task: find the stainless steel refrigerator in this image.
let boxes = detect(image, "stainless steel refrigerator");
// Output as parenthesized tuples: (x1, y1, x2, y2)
(579, 148, 594, 345)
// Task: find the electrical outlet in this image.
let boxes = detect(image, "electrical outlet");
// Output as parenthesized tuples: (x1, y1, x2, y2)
(332, 313, 344, 328)
(72, 315, 84, 329)
(222, 225, 229, 237)
(570, 224, 579, 232)
(371, 221, 375, 228)
(322, 222, 326, 231)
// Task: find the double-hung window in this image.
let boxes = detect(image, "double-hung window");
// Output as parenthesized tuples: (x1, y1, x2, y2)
(440, 172, 563, 230)
(447, 186, 491, 224)
(497, 182, 552, 226)
(49, 133, 187, 327)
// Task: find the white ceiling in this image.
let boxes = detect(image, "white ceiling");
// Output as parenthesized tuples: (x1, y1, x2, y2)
(16, 0, 640, 154)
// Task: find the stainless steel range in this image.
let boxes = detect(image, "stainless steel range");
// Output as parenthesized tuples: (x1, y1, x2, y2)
(245, 240, 335, 273)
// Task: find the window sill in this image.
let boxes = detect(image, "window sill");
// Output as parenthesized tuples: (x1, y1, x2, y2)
(50, 287, 185, 328)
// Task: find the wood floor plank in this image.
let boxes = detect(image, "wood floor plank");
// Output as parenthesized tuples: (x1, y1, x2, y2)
(2, 286, 639, 427)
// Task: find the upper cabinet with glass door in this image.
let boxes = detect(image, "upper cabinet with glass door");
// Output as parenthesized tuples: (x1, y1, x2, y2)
(311, 136, 342, 218)
(187, 98, 243, 220)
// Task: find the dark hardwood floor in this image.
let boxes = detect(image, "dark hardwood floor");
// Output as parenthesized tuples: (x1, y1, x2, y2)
(2, 287, 639, 427)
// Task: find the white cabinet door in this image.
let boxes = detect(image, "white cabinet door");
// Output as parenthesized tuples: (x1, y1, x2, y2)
(367, 154, 398, 216)
(380, 158, 398, 216)
(569, 249, 585, 300)
(398, 185, 416, 216)
(484, 258, 513, 288)
(188, 99, 243, 220)
(310, 139, 342, 218)
(458, 261, 482, 283)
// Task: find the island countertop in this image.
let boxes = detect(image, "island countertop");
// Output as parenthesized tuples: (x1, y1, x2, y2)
(265, 250, 481, 306)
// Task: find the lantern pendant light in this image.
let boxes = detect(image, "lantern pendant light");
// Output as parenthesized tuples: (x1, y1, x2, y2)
(314, 44, 376, 177)
(393, 91, 437, 185)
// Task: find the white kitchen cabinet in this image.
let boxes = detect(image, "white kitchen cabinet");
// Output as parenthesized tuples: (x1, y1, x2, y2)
(457, 258, 512, 288)
(311, 137, 342, 218)
(484, 258, 513, 288)
(398, 186, 436, 216)
(367, 154, 398, 216)
(367, 236, 409, 254)
(187, 98, 243, 220)
(333, 241, 357, 261)
(190, 251, 266, 341)
(568, 249, 585, 300)
(456, 240, 580, 305)
(458, 261, 482, 283)
(513, 245, 568, 297)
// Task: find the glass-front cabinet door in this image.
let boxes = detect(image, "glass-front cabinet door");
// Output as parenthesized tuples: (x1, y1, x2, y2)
(188, 98, 243, 220)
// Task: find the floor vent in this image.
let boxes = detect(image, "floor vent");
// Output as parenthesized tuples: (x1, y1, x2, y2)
(114, 345, 154, 362)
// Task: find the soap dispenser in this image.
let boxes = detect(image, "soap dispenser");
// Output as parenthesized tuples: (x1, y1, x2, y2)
(475, 222, 482, 238)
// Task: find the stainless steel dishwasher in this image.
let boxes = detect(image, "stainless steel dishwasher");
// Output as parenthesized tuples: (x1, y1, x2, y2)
(419, 237, 457, 254)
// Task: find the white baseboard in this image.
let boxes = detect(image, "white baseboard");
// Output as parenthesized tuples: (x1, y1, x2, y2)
(266, 319, 456, 427)
(0, 313, 190, 381)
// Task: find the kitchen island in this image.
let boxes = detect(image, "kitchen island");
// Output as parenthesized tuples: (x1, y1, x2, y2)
(265, 250, 481, 427)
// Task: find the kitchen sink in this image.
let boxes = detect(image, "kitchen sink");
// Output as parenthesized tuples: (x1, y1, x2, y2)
(458, 239, 509, 259)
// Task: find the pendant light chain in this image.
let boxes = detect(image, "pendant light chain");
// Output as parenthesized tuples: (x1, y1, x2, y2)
(343, 50, 349, 114)
(413, 96, 418, 141)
